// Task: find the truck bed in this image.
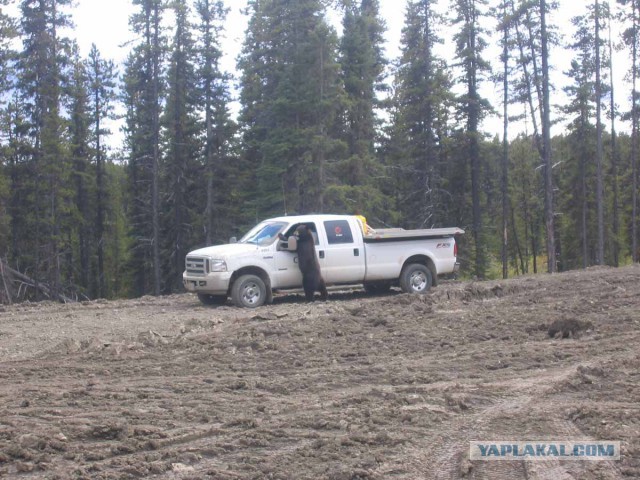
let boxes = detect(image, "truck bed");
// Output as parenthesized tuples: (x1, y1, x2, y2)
(363, 227, 465, 243)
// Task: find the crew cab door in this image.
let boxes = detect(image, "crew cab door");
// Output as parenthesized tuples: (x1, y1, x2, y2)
(319, 219, 366, 284)
(273, 222, 321, 289)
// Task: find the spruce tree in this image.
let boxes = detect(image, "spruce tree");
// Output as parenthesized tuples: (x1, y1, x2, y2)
(452, 0, 491, 278)
(562, 10, 597, 269)
(67, 44, 92, 292)
(162, 0, 201, 292)
(124, 0, 167, 296)
(619, 0, 640, 262)
(18, 0, 74, 299)
(194, 0, 238, 245)
(388, 0, 453, 229)
(239, 0, 344, 216)
(327, 0, 388, 219)
(0, 0, 17, 256)
(87, 44, 116, 298)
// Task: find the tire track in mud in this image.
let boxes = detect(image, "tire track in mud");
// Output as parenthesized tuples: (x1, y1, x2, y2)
(403, 352, 628, 480)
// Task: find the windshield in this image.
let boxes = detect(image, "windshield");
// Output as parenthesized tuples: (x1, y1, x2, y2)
(239, 221, 287, 245)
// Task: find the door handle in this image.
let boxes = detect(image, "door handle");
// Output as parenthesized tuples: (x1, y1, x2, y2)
(319, 250, 325, 259)
(354, 248, 359, 256)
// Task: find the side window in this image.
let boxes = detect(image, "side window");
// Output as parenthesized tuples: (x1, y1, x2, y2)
(284, 223, 319, 245)
(324, 220, 354, 245)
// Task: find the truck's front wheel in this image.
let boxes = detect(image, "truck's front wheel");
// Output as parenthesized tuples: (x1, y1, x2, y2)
(399, 263, 433, 294)
(231, 274, 267, 308)
(197, 293, 227, 306)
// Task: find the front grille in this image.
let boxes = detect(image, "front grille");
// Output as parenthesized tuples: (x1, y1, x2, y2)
(186, 256, 206, 276)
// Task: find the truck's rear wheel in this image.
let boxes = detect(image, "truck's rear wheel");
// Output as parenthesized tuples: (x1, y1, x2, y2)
(197, 293, 227, 306)
(231, 274, 267, 308)
(399, 263, 433, 294)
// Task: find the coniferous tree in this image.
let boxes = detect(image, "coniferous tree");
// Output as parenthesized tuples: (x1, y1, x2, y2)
(124, 0, 167, 296)
(495, 0, 514, 278)
(67, 44, 92, 292)
(87, 44, 116, 298)
(0, 1, 17, 255)
(539, 0, 557, 272)
(507, 0, 562, 272)
(18, 0, 74, 299)
(562, 10, 597, 269)
(607, 2, 620, 266)
(452, 0, 492, 278)
(194, 0, 238, 245)
(389, 0, 453, 229)
(161, 0, 201, 292)
(327, 0, 388, 219)
(595, 0, 606, 265)
(239, 0, 344, 217)
(619, 0, 640, 262)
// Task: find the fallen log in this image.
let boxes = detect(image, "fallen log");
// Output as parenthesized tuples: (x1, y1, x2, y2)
(0, 261, 75, 304)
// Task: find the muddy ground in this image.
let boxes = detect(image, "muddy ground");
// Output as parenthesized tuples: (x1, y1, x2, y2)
(0, 266, 639, 479)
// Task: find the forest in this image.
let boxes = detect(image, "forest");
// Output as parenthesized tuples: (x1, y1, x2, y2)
(0, 0, 638, 302)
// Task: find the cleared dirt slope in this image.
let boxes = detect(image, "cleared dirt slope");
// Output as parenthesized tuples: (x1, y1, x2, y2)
(0, 265, 639, 479)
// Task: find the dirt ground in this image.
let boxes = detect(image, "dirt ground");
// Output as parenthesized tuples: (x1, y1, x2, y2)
(0, 266, 639, 479)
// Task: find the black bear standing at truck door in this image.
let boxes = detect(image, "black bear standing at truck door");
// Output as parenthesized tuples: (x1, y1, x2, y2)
(292, 225, 328, 302)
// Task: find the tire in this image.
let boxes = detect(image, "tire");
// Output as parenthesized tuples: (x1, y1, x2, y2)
(399, 263, 433, 294)
(363, 282, 391, 295)
(197, 293, 227, 306)
(231, 274, 267, 308)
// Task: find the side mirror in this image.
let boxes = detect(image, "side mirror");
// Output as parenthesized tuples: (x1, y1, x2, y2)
(277, 236, 297, 252)
(229, 236, 237, 244)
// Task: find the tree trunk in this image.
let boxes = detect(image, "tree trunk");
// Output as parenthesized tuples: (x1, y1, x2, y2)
(540, 0, 556, 272)
(633, 0, 639, 263)
(501, 0, 509, 279)
(151, 2, 162, 295)
(609, 11, 619, 267)
(95, 85, 106, 298)
(595, 0, 605, 265)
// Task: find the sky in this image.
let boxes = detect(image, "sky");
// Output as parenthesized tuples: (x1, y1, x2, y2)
(57, 0, 634, 142)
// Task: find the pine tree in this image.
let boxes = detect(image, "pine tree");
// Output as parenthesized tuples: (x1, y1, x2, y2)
(18, 0, 74, 299)
(239, 0, 344, 217)
(607, 2, 620, 266)
(595, 0, 606, 265)
(452, 0, 492, 278)
(494, 0, 515, 278)
(388, 0, 453, 229)
(619, 0, 640, 262)
(327, 0, 389, 220)
(161, 0, 201, 292)
(124, 0, 167, 296)
(194, 0, 238, 245)
(562, 10, 597, 269)
(86, 44, 116, 298)
(67, 44, 92, 293)
(539, 0, 557, 272)
(0, 0, 17, 256)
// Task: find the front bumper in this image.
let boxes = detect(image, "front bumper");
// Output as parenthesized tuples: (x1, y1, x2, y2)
(183, 271, 233, 295)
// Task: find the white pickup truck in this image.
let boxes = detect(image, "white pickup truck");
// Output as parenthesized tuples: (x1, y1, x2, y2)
(183, 214, 463, 308)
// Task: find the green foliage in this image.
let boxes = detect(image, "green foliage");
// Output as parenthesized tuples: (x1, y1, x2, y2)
(385, 0, 454, 229)
(239, 0, 345, 217)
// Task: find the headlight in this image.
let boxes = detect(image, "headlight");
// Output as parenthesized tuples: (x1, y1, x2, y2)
(208, 259, 227, 272)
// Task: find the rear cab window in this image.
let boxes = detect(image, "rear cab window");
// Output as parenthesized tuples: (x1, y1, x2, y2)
(323, 220, 354, 245)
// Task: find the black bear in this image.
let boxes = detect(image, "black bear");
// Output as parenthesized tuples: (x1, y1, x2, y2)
(286, 225, 328, 302)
